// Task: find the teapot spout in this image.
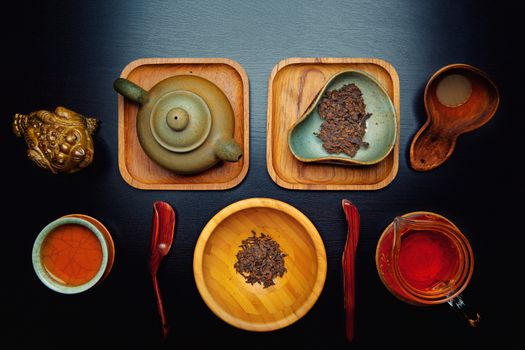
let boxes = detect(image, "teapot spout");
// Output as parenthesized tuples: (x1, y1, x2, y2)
(215, 138, 243, 162)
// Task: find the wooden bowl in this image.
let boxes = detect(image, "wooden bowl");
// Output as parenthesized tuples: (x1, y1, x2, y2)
(193, 198, 327, 331)
(410, 64, 499, 171)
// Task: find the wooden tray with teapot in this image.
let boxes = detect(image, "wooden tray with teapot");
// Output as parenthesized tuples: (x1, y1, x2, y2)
(117, 58, 249, 190)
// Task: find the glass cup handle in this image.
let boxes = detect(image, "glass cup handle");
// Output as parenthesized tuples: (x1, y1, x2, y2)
(447, 294, 480, 327)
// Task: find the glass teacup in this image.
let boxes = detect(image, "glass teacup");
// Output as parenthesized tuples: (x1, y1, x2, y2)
(376, 211, 479, 326)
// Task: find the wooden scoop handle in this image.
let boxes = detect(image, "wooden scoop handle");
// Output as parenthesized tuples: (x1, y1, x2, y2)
(152, 273, 169, 339)
(342, 199, 360, 342)
(410, 123, 456, 171)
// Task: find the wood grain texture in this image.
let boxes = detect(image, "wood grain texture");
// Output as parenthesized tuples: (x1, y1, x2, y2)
(266, 58, 400, 190)
(193, 198, 327, 331)
(117, 58, 249, 190)
(410, 64, 499, 171)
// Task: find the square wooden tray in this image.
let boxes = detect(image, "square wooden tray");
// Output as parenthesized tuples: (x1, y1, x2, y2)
(266, 58, 400, 190)
(117, 58, 249, 190)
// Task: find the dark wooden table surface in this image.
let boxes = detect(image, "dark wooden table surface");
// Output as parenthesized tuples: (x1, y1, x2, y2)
(2, 0, 521, 347)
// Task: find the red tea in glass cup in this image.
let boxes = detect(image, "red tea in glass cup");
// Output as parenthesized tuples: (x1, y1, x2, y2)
(376, 212, 479, 326)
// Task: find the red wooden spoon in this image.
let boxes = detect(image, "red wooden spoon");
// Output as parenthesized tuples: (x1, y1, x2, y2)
(149, 201, 176, 340)
(342, 199, 360, 342)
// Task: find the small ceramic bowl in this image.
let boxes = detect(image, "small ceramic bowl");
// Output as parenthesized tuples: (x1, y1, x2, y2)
(193, 198, 327, 331)
(288, 69, 397, 165)
(32, 215, 114, 294)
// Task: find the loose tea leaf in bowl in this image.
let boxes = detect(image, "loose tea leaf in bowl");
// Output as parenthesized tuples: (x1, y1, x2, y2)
(234, 231, 287, 288)
(315, 83, 371, 157)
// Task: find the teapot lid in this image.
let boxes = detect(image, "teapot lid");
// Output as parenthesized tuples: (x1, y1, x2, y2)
(150, 90, 212, 152)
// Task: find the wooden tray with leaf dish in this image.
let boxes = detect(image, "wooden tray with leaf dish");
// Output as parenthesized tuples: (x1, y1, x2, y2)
(266, 57, 400, 190)
(117, 58, 249, 190)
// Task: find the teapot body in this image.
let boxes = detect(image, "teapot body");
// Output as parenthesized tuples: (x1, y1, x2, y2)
(115, 75, 242, 175)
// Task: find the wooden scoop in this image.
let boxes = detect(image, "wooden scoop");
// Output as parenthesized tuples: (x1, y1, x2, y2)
(342, 199, 360, 342)
(149, 201, 176, 340)
(410, 64, 499, 171)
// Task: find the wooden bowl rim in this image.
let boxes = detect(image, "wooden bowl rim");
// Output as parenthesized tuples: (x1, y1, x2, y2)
(193, 197, 327, 331)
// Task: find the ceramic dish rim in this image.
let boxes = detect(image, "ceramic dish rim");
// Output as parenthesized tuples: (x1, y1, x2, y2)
(62, 214, 115, 281)
(287, 69, 398, 166)
(32, 217, 109, 294)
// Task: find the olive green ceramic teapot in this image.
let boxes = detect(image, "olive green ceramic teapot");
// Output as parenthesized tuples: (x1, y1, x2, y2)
(114, 75, 243, 174)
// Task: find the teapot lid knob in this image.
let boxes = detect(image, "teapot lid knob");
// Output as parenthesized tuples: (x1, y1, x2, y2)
(166, 107, 189, 131)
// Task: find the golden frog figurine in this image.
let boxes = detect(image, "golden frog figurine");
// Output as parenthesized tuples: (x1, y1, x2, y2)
(13, 106, 98, 174)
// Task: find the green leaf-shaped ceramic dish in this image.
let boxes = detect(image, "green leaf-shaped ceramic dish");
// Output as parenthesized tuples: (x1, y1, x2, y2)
(288, 70, 397, 166)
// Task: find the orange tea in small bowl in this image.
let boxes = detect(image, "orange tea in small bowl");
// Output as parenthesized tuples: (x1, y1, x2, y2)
(32, 215, 114, 294)
(376, 212, 479, 326)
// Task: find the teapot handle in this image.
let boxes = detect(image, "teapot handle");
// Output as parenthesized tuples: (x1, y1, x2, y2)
(113, 78, 149, 104)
